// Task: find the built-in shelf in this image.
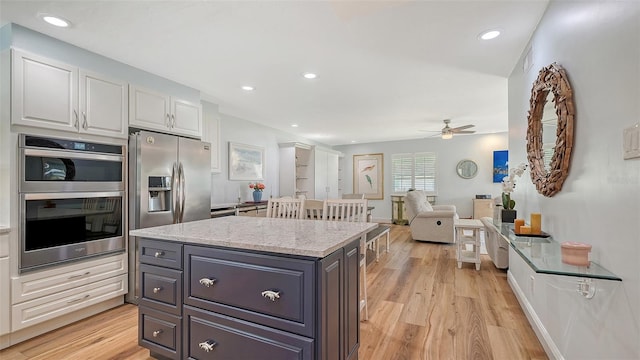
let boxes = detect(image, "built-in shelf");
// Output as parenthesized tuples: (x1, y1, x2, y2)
(495, 222, 621, 281)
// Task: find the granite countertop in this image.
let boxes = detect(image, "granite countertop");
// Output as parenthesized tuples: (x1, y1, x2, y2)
(130, 216, 378, 258)
(0, 226, 10, 234)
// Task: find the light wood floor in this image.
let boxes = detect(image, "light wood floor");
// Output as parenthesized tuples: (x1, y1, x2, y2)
(0, 225, 547, 360)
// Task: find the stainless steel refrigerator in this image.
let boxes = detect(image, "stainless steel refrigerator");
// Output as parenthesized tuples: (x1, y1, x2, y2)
(127, 130, 211, 303)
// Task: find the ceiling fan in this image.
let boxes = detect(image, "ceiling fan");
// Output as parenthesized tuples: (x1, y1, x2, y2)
(430, 119, 476, 139)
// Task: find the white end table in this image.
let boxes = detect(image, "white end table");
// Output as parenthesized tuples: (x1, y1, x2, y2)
(454, 219, 484, 270)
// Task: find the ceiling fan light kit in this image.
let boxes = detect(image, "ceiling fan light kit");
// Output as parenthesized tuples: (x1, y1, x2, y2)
(432, 119, 476, 139)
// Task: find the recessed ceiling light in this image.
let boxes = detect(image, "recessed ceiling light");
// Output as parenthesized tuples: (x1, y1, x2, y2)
(41, 14, 71, 28)
(479, 30, 501, 40)
(351, 140, 357, 143)
(291, 124, 298, 128)
(241, 85, 254, 91)
(303, 73, 317, 79)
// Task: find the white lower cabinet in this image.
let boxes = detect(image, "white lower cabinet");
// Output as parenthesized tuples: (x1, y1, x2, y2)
(10, 253, 127, 331)
(0, 257, 9, 336)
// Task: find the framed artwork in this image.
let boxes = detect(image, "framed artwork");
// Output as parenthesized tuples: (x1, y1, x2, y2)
(353, 153, 384, 200)
(493, 150, 508, 183)
(228, 142, 265, 180)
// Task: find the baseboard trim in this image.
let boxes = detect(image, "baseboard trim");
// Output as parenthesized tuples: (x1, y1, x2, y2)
(507, 271, 564, 360)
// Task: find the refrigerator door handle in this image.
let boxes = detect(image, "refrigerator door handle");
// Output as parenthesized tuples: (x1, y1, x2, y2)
(179, 162, 186, 222)
(172, 162, 180, 223)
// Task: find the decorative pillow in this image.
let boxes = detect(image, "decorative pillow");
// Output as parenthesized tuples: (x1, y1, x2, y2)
(406, 190, 433, 214)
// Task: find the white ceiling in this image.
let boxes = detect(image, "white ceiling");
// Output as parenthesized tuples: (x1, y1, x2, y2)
(0, 1, 548, 146)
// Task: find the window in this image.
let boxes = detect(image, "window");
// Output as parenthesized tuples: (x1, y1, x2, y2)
(392, 152, 437, 193)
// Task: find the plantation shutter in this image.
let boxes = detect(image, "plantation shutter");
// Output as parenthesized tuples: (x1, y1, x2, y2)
(392, 152, 437, 193)
(414, 152, 437, 192)
(392, 154, 413, 192)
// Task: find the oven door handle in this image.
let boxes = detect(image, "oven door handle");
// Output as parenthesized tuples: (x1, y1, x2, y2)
(178, 162, 186, 223)
(23, 148, 123, 162)
(172, 163, 180, 224)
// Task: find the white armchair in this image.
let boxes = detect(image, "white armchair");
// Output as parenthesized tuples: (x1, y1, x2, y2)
(404, 190, 458, 243)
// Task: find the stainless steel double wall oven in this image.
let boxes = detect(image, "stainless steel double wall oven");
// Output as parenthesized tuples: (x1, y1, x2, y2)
(19, 134, 126, 272)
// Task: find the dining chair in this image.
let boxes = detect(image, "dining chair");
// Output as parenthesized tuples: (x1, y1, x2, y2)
(303, 199, 324, 219)
(265, 197, 304, 219)
(322, 198, 370, 320)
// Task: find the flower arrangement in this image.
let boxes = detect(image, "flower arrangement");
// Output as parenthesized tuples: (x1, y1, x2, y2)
(501, 163, 527, 210)
(249, 182, 265, 192)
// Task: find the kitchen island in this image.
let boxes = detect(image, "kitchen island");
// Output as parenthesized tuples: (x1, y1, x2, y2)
(130, 216, 377, 360)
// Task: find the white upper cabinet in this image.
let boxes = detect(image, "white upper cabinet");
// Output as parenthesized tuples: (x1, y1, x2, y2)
(12, 50, 78, 132)
(11, 50, 128, 139)
(129, 85, 202, 138)
(79, 70, 128, 138)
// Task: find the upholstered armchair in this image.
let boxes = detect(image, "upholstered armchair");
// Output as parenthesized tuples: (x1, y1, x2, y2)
(480, 217, 509, 269)
(404, 190, 458, 243)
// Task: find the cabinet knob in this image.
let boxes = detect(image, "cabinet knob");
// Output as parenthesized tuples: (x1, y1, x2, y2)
(154, 251, 164, 258)
(153, 287, 162, 294)
(199, 278, 217, 288)
(199, 340, 217, 352)
(261, 290, 280, 301)
(152, 330, 162, 338)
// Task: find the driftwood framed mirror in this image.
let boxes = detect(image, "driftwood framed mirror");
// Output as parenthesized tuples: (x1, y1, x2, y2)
(526, 63, 574, 197)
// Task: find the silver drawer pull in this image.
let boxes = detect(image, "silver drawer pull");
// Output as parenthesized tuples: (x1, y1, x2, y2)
(199, 278, 217, 287)
(68, 271, 90, 280)
(153, 287, 162, 294)
(154, 251, 164, 258)
(152, 330, 162, 338)
(261, 290, 280, 301)
(199, 340, 217, 352)
(67, 294, 90, 304)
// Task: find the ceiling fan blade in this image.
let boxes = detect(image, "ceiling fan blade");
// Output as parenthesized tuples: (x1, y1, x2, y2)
(450, 124, 475, 131)
(453, 130, 476, 134)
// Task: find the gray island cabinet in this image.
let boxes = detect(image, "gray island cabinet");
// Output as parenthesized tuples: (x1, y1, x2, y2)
(130, 216, 377, 360)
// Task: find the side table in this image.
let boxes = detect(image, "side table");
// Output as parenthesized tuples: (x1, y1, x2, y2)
(454, 218, 484, 270)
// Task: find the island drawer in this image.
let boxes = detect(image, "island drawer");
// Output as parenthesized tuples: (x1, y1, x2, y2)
(139, 306, 182, 360)
(140, 264, 182, 315)
(140, 239, 183, 269)
(184, 245, 315, 337)
(184, 305, 313, 360)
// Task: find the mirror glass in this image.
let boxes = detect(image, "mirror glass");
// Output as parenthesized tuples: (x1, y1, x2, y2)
(456, 159, 478, 179)
(541, 90, 558, 172)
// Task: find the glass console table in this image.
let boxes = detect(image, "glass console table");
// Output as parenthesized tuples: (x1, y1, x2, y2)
(494, 221, 621, 281)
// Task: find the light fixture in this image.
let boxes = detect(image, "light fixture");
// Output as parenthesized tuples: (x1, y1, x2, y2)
(40, 14, 71, 28)
(303, 73, 317, 79)
(479, 29, 501, 40)
(441, 132, 453, 140)
(241, 85, 254, 91)
(291, 124, 298, 128)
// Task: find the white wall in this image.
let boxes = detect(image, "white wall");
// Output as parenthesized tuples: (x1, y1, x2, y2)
(335, 133, 508, 221)
(508, 1, 639, 358)
(208, 108, 327, 205)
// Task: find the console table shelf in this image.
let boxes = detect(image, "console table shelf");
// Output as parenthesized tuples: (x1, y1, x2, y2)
(495, 222, 621, 281)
